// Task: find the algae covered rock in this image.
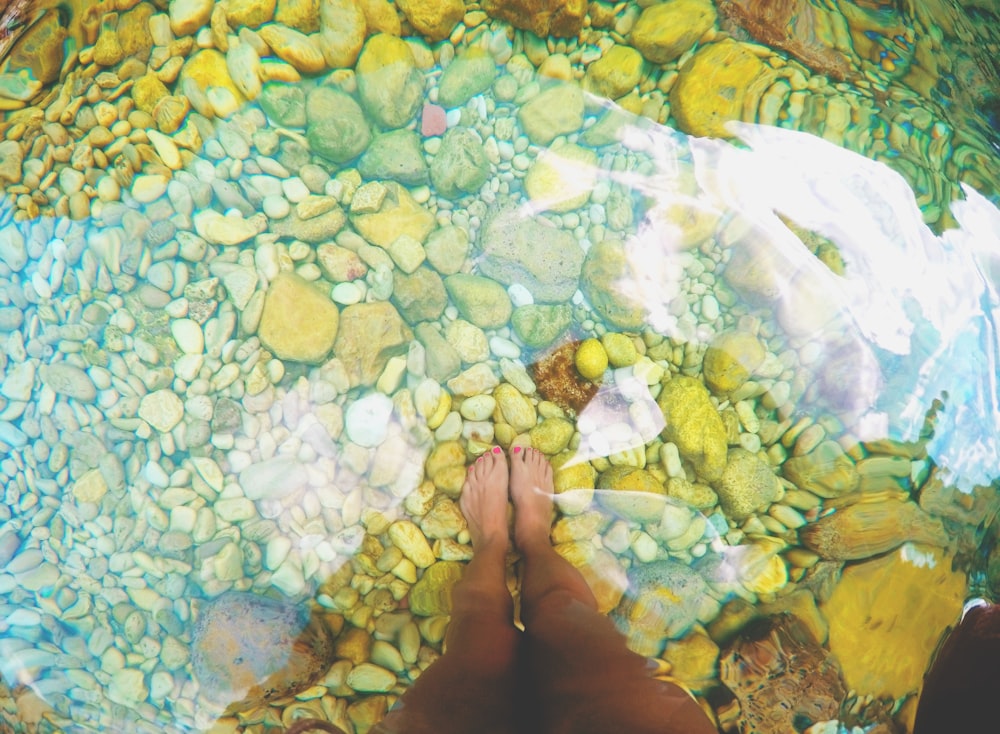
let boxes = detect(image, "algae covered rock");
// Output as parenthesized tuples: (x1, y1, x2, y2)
(511, 303, 572, 348)
(597, 465, 668, 523)
(702, 330, 766, 395)
(396, 0, 464, 41)
(192, 591, 334, 710)
(657, 376, 727, 482)
(409, 560, 464, 616)
(258, 272, 339, 364)
(713, 447, 780, 521)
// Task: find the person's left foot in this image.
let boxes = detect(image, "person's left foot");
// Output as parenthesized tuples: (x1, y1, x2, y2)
(459, 447, 511, 552)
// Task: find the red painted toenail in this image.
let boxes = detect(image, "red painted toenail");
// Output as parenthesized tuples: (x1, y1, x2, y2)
(512, 446, 521, 453)
(493, 446, 501, 454)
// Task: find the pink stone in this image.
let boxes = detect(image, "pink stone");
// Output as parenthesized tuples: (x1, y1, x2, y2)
(421, 103, 447, 137)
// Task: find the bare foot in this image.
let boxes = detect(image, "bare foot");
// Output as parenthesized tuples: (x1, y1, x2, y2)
(459, 447, 511, 552)
(510, 447, 554, 551)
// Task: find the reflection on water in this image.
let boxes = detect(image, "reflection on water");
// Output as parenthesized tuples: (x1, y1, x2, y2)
(1, 0, 999, 732)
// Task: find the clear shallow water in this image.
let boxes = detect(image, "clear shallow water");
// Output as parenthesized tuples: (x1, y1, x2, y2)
(1, 0, 999, 732)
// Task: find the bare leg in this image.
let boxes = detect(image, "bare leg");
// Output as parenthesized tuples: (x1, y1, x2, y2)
(373, 448, 519, 734)
(512, 447, 716, 734)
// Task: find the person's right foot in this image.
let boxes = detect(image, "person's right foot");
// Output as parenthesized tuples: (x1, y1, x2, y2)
(510, 446, 554, 550)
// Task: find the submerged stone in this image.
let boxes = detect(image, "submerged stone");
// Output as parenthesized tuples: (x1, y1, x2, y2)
(444, 274, 512, 329)
(517, 81, 585, 145)
(822, 546, 966, 701)
(670, 39, 773, 138)
(438, 47, 497, 108)
(657, 376, 727, 482)
(409, 561, 463, 616)
(396, 0, 464, 41)
(306, 86, 371, 163)
(511, 303, 572, 348)
(358, 129, 429, 185)
(713, 448, 780, 521)
(478, 207, 584, 303)
(429, 127, 490, 198)
(580, 239, 646, 329)
(356, 33, 424, 129)
(258, 272, 339, 364)
(629, 0, 716, 64)
(614, 560, 716, 656)
(334, 301, 412, 387)
(597, 465, 668, 523)
(482, 0, 586, 37)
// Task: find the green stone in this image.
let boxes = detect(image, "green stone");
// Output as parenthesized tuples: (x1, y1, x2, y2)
(438, 47, 497, 108)
(358, 129, 429, 185)
(511, 303, 572, 348)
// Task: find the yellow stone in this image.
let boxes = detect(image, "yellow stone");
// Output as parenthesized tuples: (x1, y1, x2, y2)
(387, 520, 435, 568)
(178, 49, 246, 108)
(584, 44, 644, 100)
(334, 627, 371, 665)
(822, 546, 966, 701)
(275, 0, 320, 31)
(351, 182, 435, 247)
(132, 73, 169, 115)
(661, 627, 719, 689)
(409, 561, 464, 616)
(630, 0, 717, 64)
(574, 338, 609, 380)
(425, 440, 465, 481)
(395, 0, 464, 41)
(524, 143, 598, 213)
(227, 0, 277, 28)
(670, 40, 773, 138)
(601, 332, 637, 368)
(493, 383, 537, 433)
(529, 417, 574, 455)
(597, 465, 668, 523)
(258, 273, 339, 364)
(702, 330, 766, 395)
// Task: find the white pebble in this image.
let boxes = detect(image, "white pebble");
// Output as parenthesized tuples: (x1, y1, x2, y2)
(344, 392, 393, 447)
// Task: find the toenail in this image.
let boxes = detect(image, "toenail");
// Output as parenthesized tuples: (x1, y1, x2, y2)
(512, 446, 521, 453)
(493, 446, 501, 454)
